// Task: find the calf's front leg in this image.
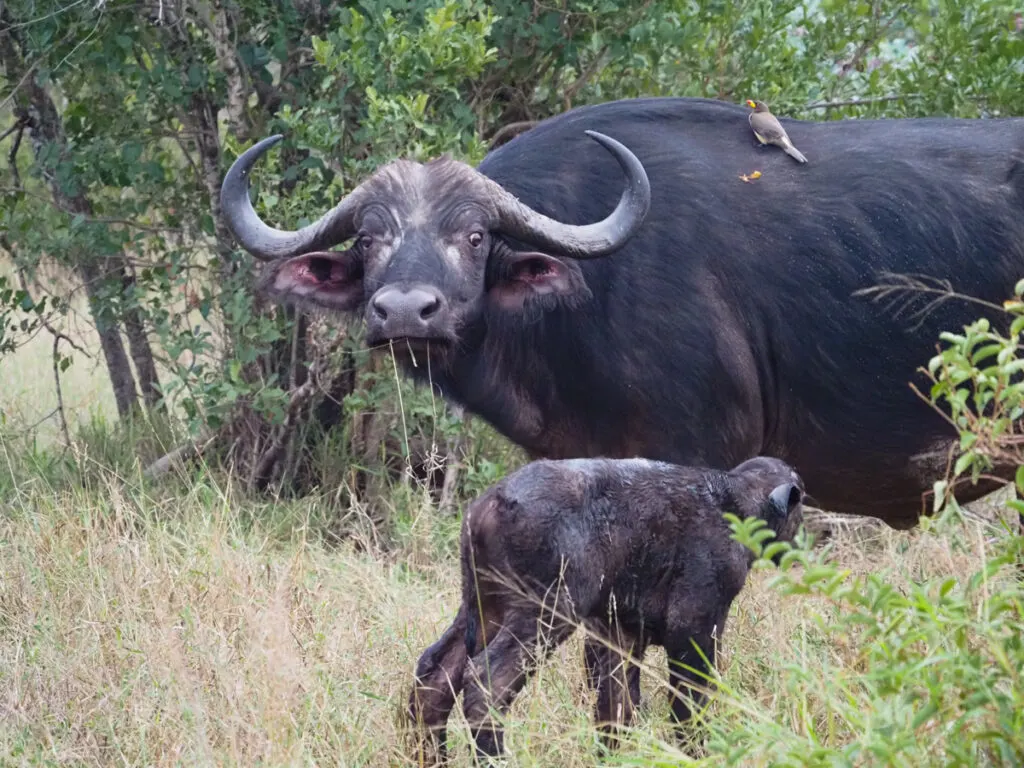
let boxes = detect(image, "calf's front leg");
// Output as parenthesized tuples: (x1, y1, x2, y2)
(584, 633, 642, 713)
(663, 615, 723, 730)
(407, 605, 470, 765)
(462, 609, 574, 758)
(584, 624, 646, 748)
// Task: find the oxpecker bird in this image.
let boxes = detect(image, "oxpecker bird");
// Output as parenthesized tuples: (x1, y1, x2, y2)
(746, 100, 808, 164)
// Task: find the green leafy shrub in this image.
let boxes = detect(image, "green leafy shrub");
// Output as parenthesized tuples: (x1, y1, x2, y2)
(711, 509, 1024, 766)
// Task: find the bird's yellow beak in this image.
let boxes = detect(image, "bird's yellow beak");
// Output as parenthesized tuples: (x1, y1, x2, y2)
(746, 99, 757, 109)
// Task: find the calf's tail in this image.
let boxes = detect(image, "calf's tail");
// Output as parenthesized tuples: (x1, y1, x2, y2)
(463, 548, 481, 657)
(461, 493, 503, 658)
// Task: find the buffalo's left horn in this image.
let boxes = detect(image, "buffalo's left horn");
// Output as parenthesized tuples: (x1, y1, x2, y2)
(485, 130, 651, 259)
(220, 135, 362, 261)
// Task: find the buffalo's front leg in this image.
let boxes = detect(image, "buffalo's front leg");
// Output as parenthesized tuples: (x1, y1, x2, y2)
(407, 605, 470, 765)
(462, 608, 574, 757)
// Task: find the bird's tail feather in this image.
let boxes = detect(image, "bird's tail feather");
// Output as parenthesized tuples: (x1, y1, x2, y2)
(783, 143, 808, 163)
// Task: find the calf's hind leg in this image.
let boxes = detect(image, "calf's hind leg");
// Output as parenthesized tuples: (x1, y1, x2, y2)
(462, 607, 575, 757)
(407, 605, 470, 764)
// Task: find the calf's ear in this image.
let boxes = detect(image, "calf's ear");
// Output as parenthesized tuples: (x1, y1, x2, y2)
(260, 250, 364, 311)
(488, 251, 590, 311)
(768, 483, 802, 518)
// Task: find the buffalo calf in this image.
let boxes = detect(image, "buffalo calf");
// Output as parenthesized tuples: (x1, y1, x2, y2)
(407, 455, 805, 761)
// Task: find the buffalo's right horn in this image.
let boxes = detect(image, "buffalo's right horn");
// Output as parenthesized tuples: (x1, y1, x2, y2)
(220, 135, 362, 261)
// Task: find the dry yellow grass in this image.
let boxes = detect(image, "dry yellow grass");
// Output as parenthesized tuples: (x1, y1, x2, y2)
(2, 265, 1021, 766)
(0, 470, 600, 766)
(0, 446, 1006, 766)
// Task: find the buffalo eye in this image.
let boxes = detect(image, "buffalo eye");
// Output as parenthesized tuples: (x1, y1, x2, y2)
(468, 232, 484, 248)
(358, 234, 373, 250)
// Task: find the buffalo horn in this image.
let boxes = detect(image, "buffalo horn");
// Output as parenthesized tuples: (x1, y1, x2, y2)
(219, 135, 362, 261)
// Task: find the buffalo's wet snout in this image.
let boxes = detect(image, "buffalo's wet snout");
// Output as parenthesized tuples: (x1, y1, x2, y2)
(367, 284, 451, 343)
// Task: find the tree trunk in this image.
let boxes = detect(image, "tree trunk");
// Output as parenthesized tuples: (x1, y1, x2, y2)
(113, 249, 162, 409)
(75, 259, 141, 419)
(119, 258, 163, 409)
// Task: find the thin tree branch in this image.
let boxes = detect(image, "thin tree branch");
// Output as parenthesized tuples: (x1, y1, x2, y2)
(12, 263, 92, 357)
(7, 122, 24, 188)
(142, 431, 217, 479)
(0, 5, 101, 112)
(805, 92, 993, 110)
(0, 60, 42, 113)
(8, 407, 59, 434)
(838, 2, 909, 75)
(0, 0, 90, 31)
(0, 116, 27, 144)
(51, 335, 72, 453)
(561, 44, 609, 111)
(0, 186, 186, 233)
(488, 120, 538, 148)
(804, 94, 920, 109)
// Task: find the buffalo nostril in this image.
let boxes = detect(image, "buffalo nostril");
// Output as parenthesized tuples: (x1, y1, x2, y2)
(371, 297, 388, 321)
(419, 295, 441, 320)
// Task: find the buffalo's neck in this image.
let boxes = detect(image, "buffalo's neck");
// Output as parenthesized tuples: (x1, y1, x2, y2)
(410, 306, 631, 460)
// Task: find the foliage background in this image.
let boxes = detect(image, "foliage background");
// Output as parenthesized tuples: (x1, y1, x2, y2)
(3, 0, 1023, 517)
(2, 0, 1024, 764)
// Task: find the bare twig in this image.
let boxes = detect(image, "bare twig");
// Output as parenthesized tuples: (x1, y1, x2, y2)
(804, 94, 920, 110)
(0, 0, 90, 31)
(8, 407, 59, 435)
(0, 63, 41, 113)
(142, 431, 218, 479)
(14, 266, 92, 357)
(0, 186, 185, 233)
(561, 44, 609, 111)
(854, 272, 1006, 331)
(7, 122, 24, 188)
(838, 2, 909, 76)
(488, 121, 538, 149)
(251, 329, 348, 489)
(252, 375, 323, 487)
(1, 4, 103, 114)
(805, 92, 994, 111)
(908, 381, 959, 430)
(50, 335, 73, 452)
(0, 117, 27, 144)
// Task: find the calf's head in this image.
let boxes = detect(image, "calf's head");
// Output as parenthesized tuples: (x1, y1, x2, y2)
(727, 456, 805, 546)
(219, 132, 650, 361)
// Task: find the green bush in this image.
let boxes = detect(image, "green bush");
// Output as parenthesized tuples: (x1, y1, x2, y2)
(712, 510, 1024, 766)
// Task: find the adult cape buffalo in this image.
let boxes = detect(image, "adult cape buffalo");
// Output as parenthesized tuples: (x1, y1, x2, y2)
(221, 97, 1024, 529)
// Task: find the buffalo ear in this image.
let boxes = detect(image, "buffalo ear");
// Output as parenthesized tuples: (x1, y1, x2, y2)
(260, 250, 364, 312)
(768, 483, 802, 519)
(488, 251, 590, 311)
